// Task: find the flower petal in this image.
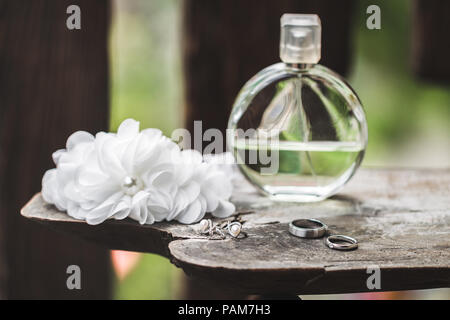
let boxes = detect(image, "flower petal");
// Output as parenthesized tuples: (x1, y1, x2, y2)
(117, 118, 140, 139)
(95, 132, 126, 179)
(84, 191, 123, 225)
(129, 191, 152, 224)
(147, 191, 172, 222)
(66, 131, 94, 151)
(52, 149, 65, 165)
(112, 196, 132, 220)
(212, 200, 235, 218)
(176, 199, 204, 224)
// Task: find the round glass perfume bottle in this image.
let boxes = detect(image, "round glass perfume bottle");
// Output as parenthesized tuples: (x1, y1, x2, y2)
(227, 14, 368, 202)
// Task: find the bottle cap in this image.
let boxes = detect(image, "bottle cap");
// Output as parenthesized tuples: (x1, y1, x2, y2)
(280, 14, 321, 64)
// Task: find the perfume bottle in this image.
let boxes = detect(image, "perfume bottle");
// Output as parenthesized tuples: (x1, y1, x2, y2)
(227, 14, 368, 202)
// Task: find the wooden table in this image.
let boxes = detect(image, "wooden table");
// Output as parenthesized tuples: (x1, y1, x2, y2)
(21, 168, 450, 296)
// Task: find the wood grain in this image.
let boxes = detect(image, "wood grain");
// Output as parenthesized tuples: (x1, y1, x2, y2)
(21, 168, 450, 295)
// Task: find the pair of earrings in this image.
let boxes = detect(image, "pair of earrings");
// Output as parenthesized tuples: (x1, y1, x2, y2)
(197, 218, 245, 239)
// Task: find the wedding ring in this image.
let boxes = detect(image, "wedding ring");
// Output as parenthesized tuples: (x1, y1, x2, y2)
(289, 219, 328, 239)
(325, 235, 358, 251)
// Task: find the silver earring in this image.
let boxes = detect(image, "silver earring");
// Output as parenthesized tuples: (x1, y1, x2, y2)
(196, 219, 226, 239)
(213, 226, 226, 239)
(197, 219, 246, 240)
(197, 219, 213, 235)
(226, 221, 242, 238)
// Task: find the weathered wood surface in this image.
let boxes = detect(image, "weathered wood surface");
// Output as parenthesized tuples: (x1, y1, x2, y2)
(21, 168, 450, 295)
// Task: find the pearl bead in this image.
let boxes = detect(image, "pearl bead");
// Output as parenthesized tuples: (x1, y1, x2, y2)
(229, 223, 241, 237)
(198, 219, 210, 233)
(123, 176, 137, 188)
(122, 176, 143, 196)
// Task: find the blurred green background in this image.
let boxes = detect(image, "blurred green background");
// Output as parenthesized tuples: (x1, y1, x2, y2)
(109, 0, 450, 299)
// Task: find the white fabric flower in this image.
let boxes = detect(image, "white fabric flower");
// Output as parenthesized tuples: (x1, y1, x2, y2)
(42, 119, 235, 225)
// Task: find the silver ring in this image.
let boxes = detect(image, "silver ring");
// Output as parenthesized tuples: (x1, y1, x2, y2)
(325, 235, 358, 251)
(289, 219, 328, 239)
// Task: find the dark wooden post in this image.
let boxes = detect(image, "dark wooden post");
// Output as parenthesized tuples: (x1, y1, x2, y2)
(0, 0, 111, 299)
(412, 0, 450, 83)
(181, 0, 355, 298)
